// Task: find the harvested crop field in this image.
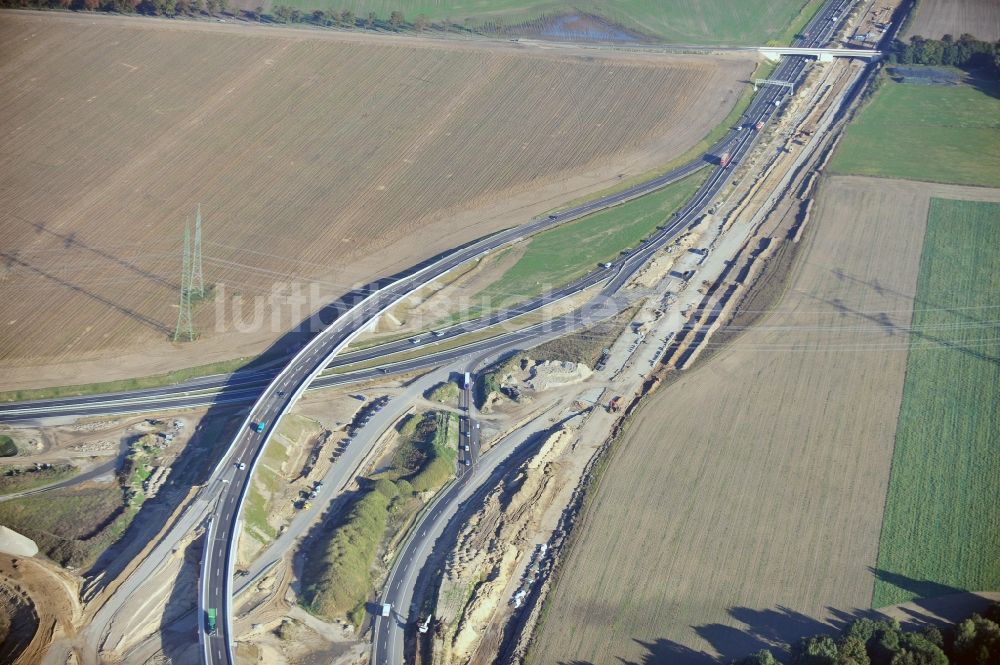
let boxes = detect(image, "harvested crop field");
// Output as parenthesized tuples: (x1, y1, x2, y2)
(874, 197, 1000, 608)
(529, 176, 967, 664)
(906, 0, 1000, 41)
(0, 12, 753, 388)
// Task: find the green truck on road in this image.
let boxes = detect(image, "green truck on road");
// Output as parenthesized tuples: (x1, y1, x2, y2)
(206, 608, 217, 634)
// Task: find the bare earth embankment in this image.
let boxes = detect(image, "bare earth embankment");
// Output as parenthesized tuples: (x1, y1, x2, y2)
(529, 175, 967, 664)
(0, 11, 753, 389)
(906, 0, 1000, 41)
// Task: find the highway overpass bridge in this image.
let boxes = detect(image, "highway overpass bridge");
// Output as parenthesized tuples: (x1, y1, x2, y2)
(759, 46, 882, 62)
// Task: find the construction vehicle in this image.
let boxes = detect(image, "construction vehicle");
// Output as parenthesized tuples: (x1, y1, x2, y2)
(206, 608, 218, 634)
(718, 151, 731, 168)
(608, 396, 623, 413)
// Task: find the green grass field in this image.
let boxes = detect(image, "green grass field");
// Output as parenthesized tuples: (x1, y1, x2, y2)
(470, 171, 706, 311)
(0, 465, 78, 495)
(831, 77, 1000, 188)
(271, 0, 814, 45)
(0, 485, 127, 569)
(873, 198, 1000, 607)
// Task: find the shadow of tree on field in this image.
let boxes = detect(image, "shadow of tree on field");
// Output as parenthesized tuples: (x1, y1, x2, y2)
(623, 573, 994, 665)
(869, 567, 967, 602)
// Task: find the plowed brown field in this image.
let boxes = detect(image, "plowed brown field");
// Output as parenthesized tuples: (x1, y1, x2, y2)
(906, 0, 1000, 41)
(529, 176, 954, 664)
(0, 12, 752, 387)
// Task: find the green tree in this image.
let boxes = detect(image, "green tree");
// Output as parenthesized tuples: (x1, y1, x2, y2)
(414, 13, 429, 31)
(338, 9, 354, 27)
(838, 636, 871, 665)
(272, 4, 291, 22)
(389, 10, 404, 29)
(951, 614, 1000, 665)
(373, 478, 398, 499)
(795, 635, 840, 665)
(365, 10, 376, 28)
(733, 650, 779, 665)
(890, 633, 948, 665)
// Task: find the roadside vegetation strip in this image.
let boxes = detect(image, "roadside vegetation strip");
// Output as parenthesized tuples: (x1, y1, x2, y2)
(465, 171, 707, 313)
(0, 355, 267, 404)
(244, 0, 815, 44)
(0, 464, 78, 496)
(425, 380, 460, 406)
(301, 410, 457, 626)
(874, 198, 1000, 608)
(532, 305, 641, 366)
(829, 76, 1000, 188)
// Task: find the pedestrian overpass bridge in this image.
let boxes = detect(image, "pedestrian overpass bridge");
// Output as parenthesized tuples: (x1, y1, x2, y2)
(759, 46, 882, 62)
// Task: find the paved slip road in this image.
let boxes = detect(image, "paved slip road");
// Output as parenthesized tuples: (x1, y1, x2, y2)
(0, 162, 693, 425)
(197, 68, 775, 661)
(372, 406, 565, 665)
(6, 2, 857, 659)
(370, 1, 861, 661)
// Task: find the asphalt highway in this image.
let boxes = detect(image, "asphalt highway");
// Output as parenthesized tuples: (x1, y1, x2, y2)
(0, 0, 845, 429)
(0, 2, 858, 661)
(199, 39, 805, 657)
(369, 2, 860, 662)
(0, 168, 693, 424)
(372, 408, 566, 665)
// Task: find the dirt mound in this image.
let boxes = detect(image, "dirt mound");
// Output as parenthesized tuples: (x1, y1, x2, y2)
(0, 578, 39, 665)
(527, 361, 592, 392)
(434, 426, 573, 663)
(0, 555, 81, 665)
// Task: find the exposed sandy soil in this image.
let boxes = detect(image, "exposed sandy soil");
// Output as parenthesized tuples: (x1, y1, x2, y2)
(906, 0, 1000, 41)
(0, 10, 754, 390)
(528, 175, 951, 664)
(0, 554, 81, 665)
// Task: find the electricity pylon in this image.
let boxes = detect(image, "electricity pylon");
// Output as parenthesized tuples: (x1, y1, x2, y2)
(192, 204, 205, 298)
(173, 221, 195, 342)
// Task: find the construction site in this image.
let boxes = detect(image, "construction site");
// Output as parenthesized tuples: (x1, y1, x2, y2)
(3, 0, 999, 664)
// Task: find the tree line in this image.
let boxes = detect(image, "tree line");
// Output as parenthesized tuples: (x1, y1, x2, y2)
(888, 33, 1000, 75)
(0, 0, 439, 30)
(734, 603, 999, 665)
(267, 6, 421, 30)
(0, 0, 535, 35)
(0, 0, 228, 17)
